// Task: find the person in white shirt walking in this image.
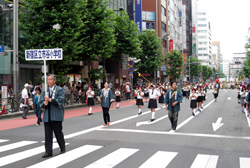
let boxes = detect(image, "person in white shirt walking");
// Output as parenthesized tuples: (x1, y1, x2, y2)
(21, 83, 30, 119)
(136, 86, 144, 115)
(190, 88, 198, 116)
(115, 88, 121, 109)
(87, 86, 94, 115)
(146, 83, 161, 121)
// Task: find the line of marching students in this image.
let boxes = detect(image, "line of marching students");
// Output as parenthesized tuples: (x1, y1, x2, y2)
(237, 84, 250, 118)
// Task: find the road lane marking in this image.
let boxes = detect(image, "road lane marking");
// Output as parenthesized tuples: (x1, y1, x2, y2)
(27, 145, 102, 168)
(240, 157, 250, 168)
(0, 141, 37, 152)
(0, 143, 69, 167)
(139, 151, 178, 168)
(190, 154, 218, 168)
(98, 128, 250, 140)
(136, 115, 168, 127)
(212, 117, 224, 131)
(0, 139, 9, 143)
(244, 110, 250, 128)
(84, 148, 139, 168)
(169, 99, 215, 133)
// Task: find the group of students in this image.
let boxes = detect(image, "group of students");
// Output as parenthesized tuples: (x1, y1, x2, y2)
(237, 84, 250, 117)
(189, 85, 207, 116)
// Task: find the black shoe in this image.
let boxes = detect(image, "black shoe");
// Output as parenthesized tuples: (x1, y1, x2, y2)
(192, 112, 195, 116)
(151, 119, 155, 122)
(172, 126, 176, 130)
(60, 149, 66, 154)
(42, 153, 52, 158)
(201, 107, 203, 109)
(138, 112, 142, 115)
(22, 116, 27, 119)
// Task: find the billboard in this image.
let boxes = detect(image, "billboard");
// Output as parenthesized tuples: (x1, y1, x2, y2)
(135, 0, 142, 31)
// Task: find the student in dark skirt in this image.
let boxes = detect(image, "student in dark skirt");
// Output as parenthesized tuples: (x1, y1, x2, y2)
(190, 88, 198, 116)
(146, 83, 161, 121)
(196, 86, 203, 112)
(134, 86, 138, 100)
(201, 86, 206, 109)
(237, 87, 241, 104)
(86, 86, 94, 115)
(158, 87, 165, 108)
(213, 87, 218, 102)
(115, 88, 121, 109)
(136, 86, 144, 115)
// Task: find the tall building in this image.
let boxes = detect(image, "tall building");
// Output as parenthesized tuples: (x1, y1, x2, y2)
(191, 0, 198, 57)
(142, 0, 168, 82)
(182, 0, 193, 57)
(212, 41, 221, 69)
(197, 10, 212, 67)
(211, 45, 219, 70)
(223, 59, 231, 80)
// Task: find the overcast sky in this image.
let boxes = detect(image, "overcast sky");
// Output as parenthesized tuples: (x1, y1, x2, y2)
(198, 0, 250, 60)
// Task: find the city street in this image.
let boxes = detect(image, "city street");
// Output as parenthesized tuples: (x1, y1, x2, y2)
(0, 89, 250, 168)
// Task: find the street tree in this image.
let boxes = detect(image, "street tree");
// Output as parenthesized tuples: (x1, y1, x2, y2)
(166, 49, 183, 81)
(111, 11, 141, 61)
(19, 0, 83, 73)
(186, 57, 201, 79)
(243, 40, 250, 77)
(77, 0, 116, 81)
(134, 30, 164, 74)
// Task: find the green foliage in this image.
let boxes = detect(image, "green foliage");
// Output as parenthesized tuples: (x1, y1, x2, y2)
(78, 0, 116, 62)
(134, 30, 164, 73)
(243, 39, 250, 77)
(88, 68, 106, 81)
(56, 71, 70, 85)
(111, 11, 141, 60)
(186, 57, 201, 78)
(19, 0, 83, 73)
(166, 50, 183, 80)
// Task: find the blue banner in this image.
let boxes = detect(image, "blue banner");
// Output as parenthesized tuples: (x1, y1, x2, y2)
(179, 10, 182, 17)
(135, 0, 142, 31)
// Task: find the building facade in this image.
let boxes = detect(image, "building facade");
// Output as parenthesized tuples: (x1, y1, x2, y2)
(212, 41, 221, 69)
(211, 45, 219, 70)
(197, 10, 212, 67)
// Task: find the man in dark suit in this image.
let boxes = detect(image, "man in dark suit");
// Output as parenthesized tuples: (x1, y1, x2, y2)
(40, 74, 65, 158)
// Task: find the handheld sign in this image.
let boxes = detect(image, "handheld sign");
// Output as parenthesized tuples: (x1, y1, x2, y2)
(25, 48, 63, 96)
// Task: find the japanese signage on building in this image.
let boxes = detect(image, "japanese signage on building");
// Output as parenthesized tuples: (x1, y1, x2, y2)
(25, 48, 63, 60)
(169, 39, 173, 52)
(135, 0, 142, 31)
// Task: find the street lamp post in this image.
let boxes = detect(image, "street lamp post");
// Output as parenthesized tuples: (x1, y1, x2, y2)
(13, 1, 19, 96)
(189, 55, 196, 82)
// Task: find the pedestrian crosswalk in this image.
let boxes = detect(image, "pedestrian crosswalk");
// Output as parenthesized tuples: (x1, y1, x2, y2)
(0, 139, 248, 168)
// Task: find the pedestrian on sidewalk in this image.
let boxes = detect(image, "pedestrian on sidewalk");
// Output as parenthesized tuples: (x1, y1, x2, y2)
(240, 85, 247, 113)
(146, 83, 161, 122)
(245, 89, 250, 118)
(98, 82, 114, 126)
(87, 86, 94, 115)
(115, 88, 121, 109)
(164, 81, 183, 131)
(33, 87, 43, 126)
(21, 83, 30, 119)
(40, 74, 65, 158)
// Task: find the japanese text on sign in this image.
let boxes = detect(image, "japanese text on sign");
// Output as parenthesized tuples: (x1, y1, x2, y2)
(25, 48, 63, 60)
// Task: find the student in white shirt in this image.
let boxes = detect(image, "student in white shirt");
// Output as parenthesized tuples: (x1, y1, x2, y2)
(190, 88, 198, 116)
(136, 86, 144, 115)
(86, 86, 94, 115)
(115, 88, 121, 109)
(146, 83, 161, 121)
(21, 83, 30, 119)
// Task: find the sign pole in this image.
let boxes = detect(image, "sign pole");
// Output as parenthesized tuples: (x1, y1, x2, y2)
(44, 60, 47, 97)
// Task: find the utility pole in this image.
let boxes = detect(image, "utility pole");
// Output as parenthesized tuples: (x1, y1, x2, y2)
(13, 0, 19, 96)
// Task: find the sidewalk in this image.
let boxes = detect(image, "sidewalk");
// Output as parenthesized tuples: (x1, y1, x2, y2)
(0, 97, 129, 121)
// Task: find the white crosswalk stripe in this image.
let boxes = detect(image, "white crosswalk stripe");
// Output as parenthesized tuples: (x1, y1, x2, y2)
(139, 151, 178, 168)
(84, 148, 139, 168)
(27, 145, 102, 168)
(240, 157, 250, 168)
(190, 154, 219, 168)
(0, 139, 9, 143)
(0, 143, 69, 167)
(0, 141, 37, 152)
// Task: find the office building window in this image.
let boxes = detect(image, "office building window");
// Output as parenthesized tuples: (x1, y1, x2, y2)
(161, 6, 166, 16)
(198, 18, 207, 21)
(198, 36, 207, 39)
(198, 48, 207, 50)
(198, 24, 207, 27)
(198, 30, 207, 33)
(198, 12, 206, 15)
(198, 42, 208, 45)
(162, 22, 166, 32)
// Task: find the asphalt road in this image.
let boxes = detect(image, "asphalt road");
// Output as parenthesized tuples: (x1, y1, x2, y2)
(0, 89, 250, 168)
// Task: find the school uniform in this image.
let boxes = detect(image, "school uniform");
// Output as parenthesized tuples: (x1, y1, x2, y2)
(115, 91, 121, 102)
(237, 90, 241, 99)
(197, 91, 203, 102)
(144, 89, 149, 97)
(240, 91, 248, 104)
(213, 90, 218, 99)
(147, 89, 160, 109)
(190, 93, 198, 108)
(158, 91, 165, 103)
(136, 91, 144, 106)
(201, 90, 206, 101)
(87, 90, 94, 106)
(134, 89, 138, 99)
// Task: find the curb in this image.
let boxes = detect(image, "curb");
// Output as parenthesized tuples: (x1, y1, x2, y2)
(0, 98, 128, 121)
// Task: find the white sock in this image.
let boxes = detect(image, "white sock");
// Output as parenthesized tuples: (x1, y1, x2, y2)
(138, 109, 141, 113)
(152, 112, 155, 119)
(242, 106, 244, 111)
(89, 108, 91, 114)
(244, 107, 246, 112)
(117, 103, 119, 107)
(194, 109, 196, 113)
(202, 104, 204, 108)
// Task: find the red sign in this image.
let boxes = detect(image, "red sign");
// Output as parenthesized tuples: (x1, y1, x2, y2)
(169, 39, 173, 52)
(192, 26, 195, 33)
